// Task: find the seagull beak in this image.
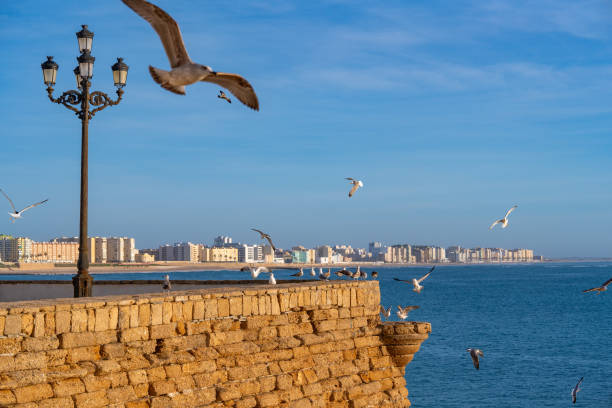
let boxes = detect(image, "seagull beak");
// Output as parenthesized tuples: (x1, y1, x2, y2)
(212, 71, 218, 75)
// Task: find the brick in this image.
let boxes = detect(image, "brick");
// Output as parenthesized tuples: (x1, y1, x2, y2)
(185, 320, 211, 335)
(149, 380, 176, 396)
(53, 378, 85, 396)
(4, 314, 21, 335)
(13, 383, 53, 403)
(257, 391, 280, 407)
(101, 343, 125, 359)
(66, 346, 100, 363)
(126, 399, 150, 408)
(0, 337, 21, 354)
(14, 351, 47, 370)
(0, 389, 16, 405)
(217, 298, 230, 317)
(71, 309, 88, 332)
(21, 313, 34, 335)
(130, 305, 139, 327)
(151, 303, 163, 325)
(38, 397, 73, 408)
(150, 323, 176, 339)
(74, 390, 109, 408)
(107, 385, 137, 404)
(120, 327, 149, 342)
(128, 369, 148, 385)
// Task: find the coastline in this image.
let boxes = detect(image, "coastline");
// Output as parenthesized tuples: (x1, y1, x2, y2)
(0, 259, 596, 276)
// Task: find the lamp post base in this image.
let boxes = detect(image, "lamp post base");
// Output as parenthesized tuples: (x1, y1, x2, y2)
(73, 273, 93, 297)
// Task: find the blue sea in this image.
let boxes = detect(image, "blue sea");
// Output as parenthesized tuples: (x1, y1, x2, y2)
(2, 262, 610, 406)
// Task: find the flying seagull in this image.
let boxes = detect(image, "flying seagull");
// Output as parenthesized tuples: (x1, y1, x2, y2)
(217, 90, 231, 103)
(240, 266, 270, 279)
(251, 228, 276, 251)
(291, 268, 303, 278)
(380, 305, 391, 321)
(1, 189, 48, 223)
(268, 272, 276, 285)
(397, 305, 419, 320)
(346, 178, 363, 198)
(489, 205, 518, 230)
(571, 377, 583, 404)
(466, 348, 483, 370)
(393, 265, 435, 293)
(582, 277, 612, 294)
(121, 0, 259, 110)
(162, 274, 171, 295)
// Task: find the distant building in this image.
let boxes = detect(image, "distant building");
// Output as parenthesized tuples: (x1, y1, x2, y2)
(238, 245, 264, 263)
(0, 237, 32, 263)
(201, 247, 238, 262)
(213, 236, 233, 247)
(135, 252, 155, 263)
(31, 241, 78, 263)
(291, 250, 308, 264)
(158, 242, 199, 262)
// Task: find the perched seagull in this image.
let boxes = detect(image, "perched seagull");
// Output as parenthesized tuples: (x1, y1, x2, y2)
(380, 306, 391, 321)
(582, 277, 612, 294)
(240, 266, 270, 279)
(466, 348, 484, 370)
(121, 0, 259, 110)
(1, 189, 48, 223)
(396, 305, 419, 320)
(310, 267, 316, 277)
(489, 205, 518, 230)
(371, 271, 378, 279)
(251, 228, 276, 251)
(571, 377, 583, 404)
(319, 269, 331, 281)
(346, 178, 363, 198)
(217, 90, 231, 103)
(162, 274, 171, 295)
(393, 266, 435, 293)
(290, 268, 303, 278)
(352, 268, 362, 280)
(268, 273, 276, 285)
(361, 271, 368, 279)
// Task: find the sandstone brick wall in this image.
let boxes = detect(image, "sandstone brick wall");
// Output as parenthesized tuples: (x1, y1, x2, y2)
(0, 281, 430, 408)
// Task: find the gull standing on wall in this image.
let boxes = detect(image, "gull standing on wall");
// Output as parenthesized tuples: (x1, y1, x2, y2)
(466, 348, 484, 370)
(291, 268, 303, 278)
(251, 229, 277, 251)
(162, 274, 171, 295)
(346, 178, 363, 198)
(121, 0, 259, 110)
(489, 205, 518, 230)
(393, 265, 435, 293)
(1, 189, 48, 223)
(268, 273, 276, 285)
(310, 267, 316, 277)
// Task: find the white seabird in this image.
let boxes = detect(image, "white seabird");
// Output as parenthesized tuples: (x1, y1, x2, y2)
(251, 228, 276, 251)
(0, 189, 48, 223)
(240, 266, 270, 279)
(162, 274, 171, 294)
(268, 273, 276, 285)
(489, 205, 518, 230)
(380, 305, 391, 321)
(217, 90, 231, 104)
(571, 377, 583, 404)
(121, 0, 259, 110)
(393, 265, 435, 293)
(346, 178, 363, 198)
(396, 305, 419, 320)
(582, 277, 612, 294)
(290, 268, 303, 278)
(466, 348, 483, 370)
(310, 267, 316, 277)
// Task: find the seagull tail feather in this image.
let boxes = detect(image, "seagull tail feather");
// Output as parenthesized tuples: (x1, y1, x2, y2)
(148, 66, 186, 95)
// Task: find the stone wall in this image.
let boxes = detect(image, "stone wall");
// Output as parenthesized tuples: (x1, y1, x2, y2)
(0, 281, 430, 408)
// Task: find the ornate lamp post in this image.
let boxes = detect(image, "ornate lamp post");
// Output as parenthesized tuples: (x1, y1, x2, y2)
(41, 25, 128, 297)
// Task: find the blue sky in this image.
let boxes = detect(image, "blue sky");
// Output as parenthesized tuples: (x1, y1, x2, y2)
(1, 0, 612, 257)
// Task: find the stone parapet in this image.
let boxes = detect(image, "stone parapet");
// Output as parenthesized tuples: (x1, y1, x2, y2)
(0, 280, 429, 407)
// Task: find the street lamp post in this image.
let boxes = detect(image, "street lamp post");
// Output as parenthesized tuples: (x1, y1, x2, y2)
(41, 25, 128, 297)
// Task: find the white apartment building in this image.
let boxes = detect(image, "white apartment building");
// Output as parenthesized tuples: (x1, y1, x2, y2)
(238, 244, 264, 263)
(158, 242, 199, 262)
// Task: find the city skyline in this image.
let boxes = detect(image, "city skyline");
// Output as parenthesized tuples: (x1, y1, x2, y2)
(1, 1, 612, 258)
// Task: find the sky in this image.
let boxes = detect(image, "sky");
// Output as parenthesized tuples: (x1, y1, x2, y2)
(1, 0, 612, 257)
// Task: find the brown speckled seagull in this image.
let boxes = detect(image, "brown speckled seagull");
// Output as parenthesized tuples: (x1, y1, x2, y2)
(121, 0, 259, 110)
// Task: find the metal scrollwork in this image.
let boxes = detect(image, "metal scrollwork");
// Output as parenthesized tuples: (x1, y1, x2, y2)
(89, 89, 123, 118)
(46, 87, 82, 117)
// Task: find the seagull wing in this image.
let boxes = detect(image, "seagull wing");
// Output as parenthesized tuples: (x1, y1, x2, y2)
(601, 277, 612, 288)
(582, 287, 599, 293)
(346, 177, 355, 181)
(262, 236, 276, 252)
(489, 219, 502, 230)
(405, 305, 420, 311)
(202, 73, 259, 111)
(0, 189, 16, 212)
(18, 199, 48, 214)
(429, 265, 436, 273)
(121, 0, 191, 68)
(348, 183, 360, 197)
(393, 278, 411, 283)
(504, 205, 518, 219)
(417, 272, 431, 284)
(251, 228, 265, 237)
(470, 350, 480, 370)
